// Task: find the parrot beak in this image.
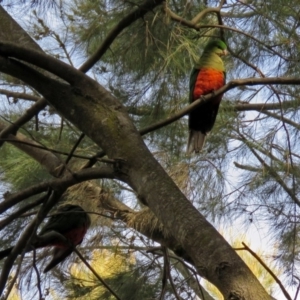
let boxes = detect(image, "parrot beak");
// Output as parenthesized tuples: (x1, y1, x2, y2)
(223, 49, 228, 56)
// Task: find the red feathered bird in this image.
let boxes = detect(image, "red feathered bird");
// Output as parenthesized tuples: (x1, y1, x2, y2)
(187, 40, 227, 153)
(0, 204, 91, 273)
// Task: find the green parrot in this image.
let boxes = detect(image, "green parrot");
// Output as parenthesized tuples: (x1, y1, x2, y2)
(187, 39, 227, 153)
(0, 204, 91, 272)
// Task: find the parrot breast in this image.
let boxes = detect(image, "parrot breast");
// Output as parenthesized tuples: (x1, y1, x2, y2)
(192, 68, 225, 101)
(50, 226, 89, 248)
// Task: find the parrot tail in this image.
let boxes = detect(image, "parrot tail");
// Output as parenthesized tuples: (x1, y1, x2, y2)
(186, 130, 206, 154)
(43, 247, 73, 273)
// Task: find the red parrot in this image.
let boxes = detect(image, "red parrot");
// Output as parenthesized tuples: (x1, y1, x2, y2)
(0, 204, 91, 273)
(187, 40, 227, 153)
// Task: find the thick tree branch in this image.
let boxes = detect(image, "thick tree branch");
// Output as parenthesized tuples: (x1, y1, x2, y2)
(0, 42, 90, 86)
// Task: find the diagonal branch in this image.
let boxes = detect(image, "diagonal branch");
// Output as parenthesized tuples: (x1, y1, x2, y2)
(0, 166, 116, 214)
(241, 242, 292, 300)
(73, 247, 122, 300)
(0, 98, 47, 147)
(80, 0, 164, 72)
(240, 134, 300, 207)
(0, 190, 61, 295)
(259, 110, 300, 131)
(0, 194, 49, 231)
(0, 120, 72, 177)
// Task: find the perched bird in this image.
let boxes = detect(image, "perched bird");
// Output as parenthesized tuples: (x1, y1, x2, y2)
(0, 204, 91, 273)
(187, 39, 227, 153)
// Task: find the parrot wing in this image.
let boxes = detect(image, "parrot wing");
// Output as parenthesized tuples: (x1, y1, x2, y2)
(39, 204, 90, 236)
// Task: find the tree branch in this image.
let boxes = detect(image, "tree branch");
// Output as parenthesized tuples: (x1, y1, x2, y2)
(0, 120, 74, 177)
(240, 134, 300, 207)
(0, 42, 90, 86)
(260, 110, 300, 130)
(80, 0, 164, 72)
(0, 195, 48, 231)
(0, 166, 116, 214)
(139, 77, 300, 135)
(165, 8, 292, 62)
(234, 100, 300, 112)
(0, 89, 40, 102)
(0, 190, 61, 295)
(0, 98, 47, 147)
(241, 242, 292, 300)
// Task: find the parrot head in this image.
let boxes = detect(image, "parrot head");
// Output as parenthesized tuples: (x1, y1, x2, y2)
(204, 40, 228, 56)
(197, 39, 227, 71)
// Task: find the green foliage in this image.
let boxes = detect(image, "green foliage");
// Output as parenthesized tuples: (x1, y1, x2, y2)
(0, 143, 50, 191)
(64, 249, 160, 300)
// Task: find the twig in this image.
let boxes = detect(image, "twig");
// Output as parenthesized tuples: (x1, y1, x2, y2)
(159, 247, 168, 300)
(165, 8, 292, 62)
(32, 249, 43, 300)
(0, 193, 48, 230)
(293, 276, 300, 300)
(239, 133, 300, 207)
(241, 242, 292, 300)
(163, 248, 181, 300)
(2, 252, 25, 300)
(65, 133, 85, 166)
(55, 132, 86, 180)
(234, 100, 300, 112)
(260, 110, 300, 130)
(73, 248, 122, 300)
(0, 137, 91, 160)
(151, 249, 211, 300)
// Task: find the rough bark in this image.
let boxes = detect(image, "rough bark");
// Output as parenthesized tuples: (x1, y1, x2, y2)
(0, 5, 272, 300)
